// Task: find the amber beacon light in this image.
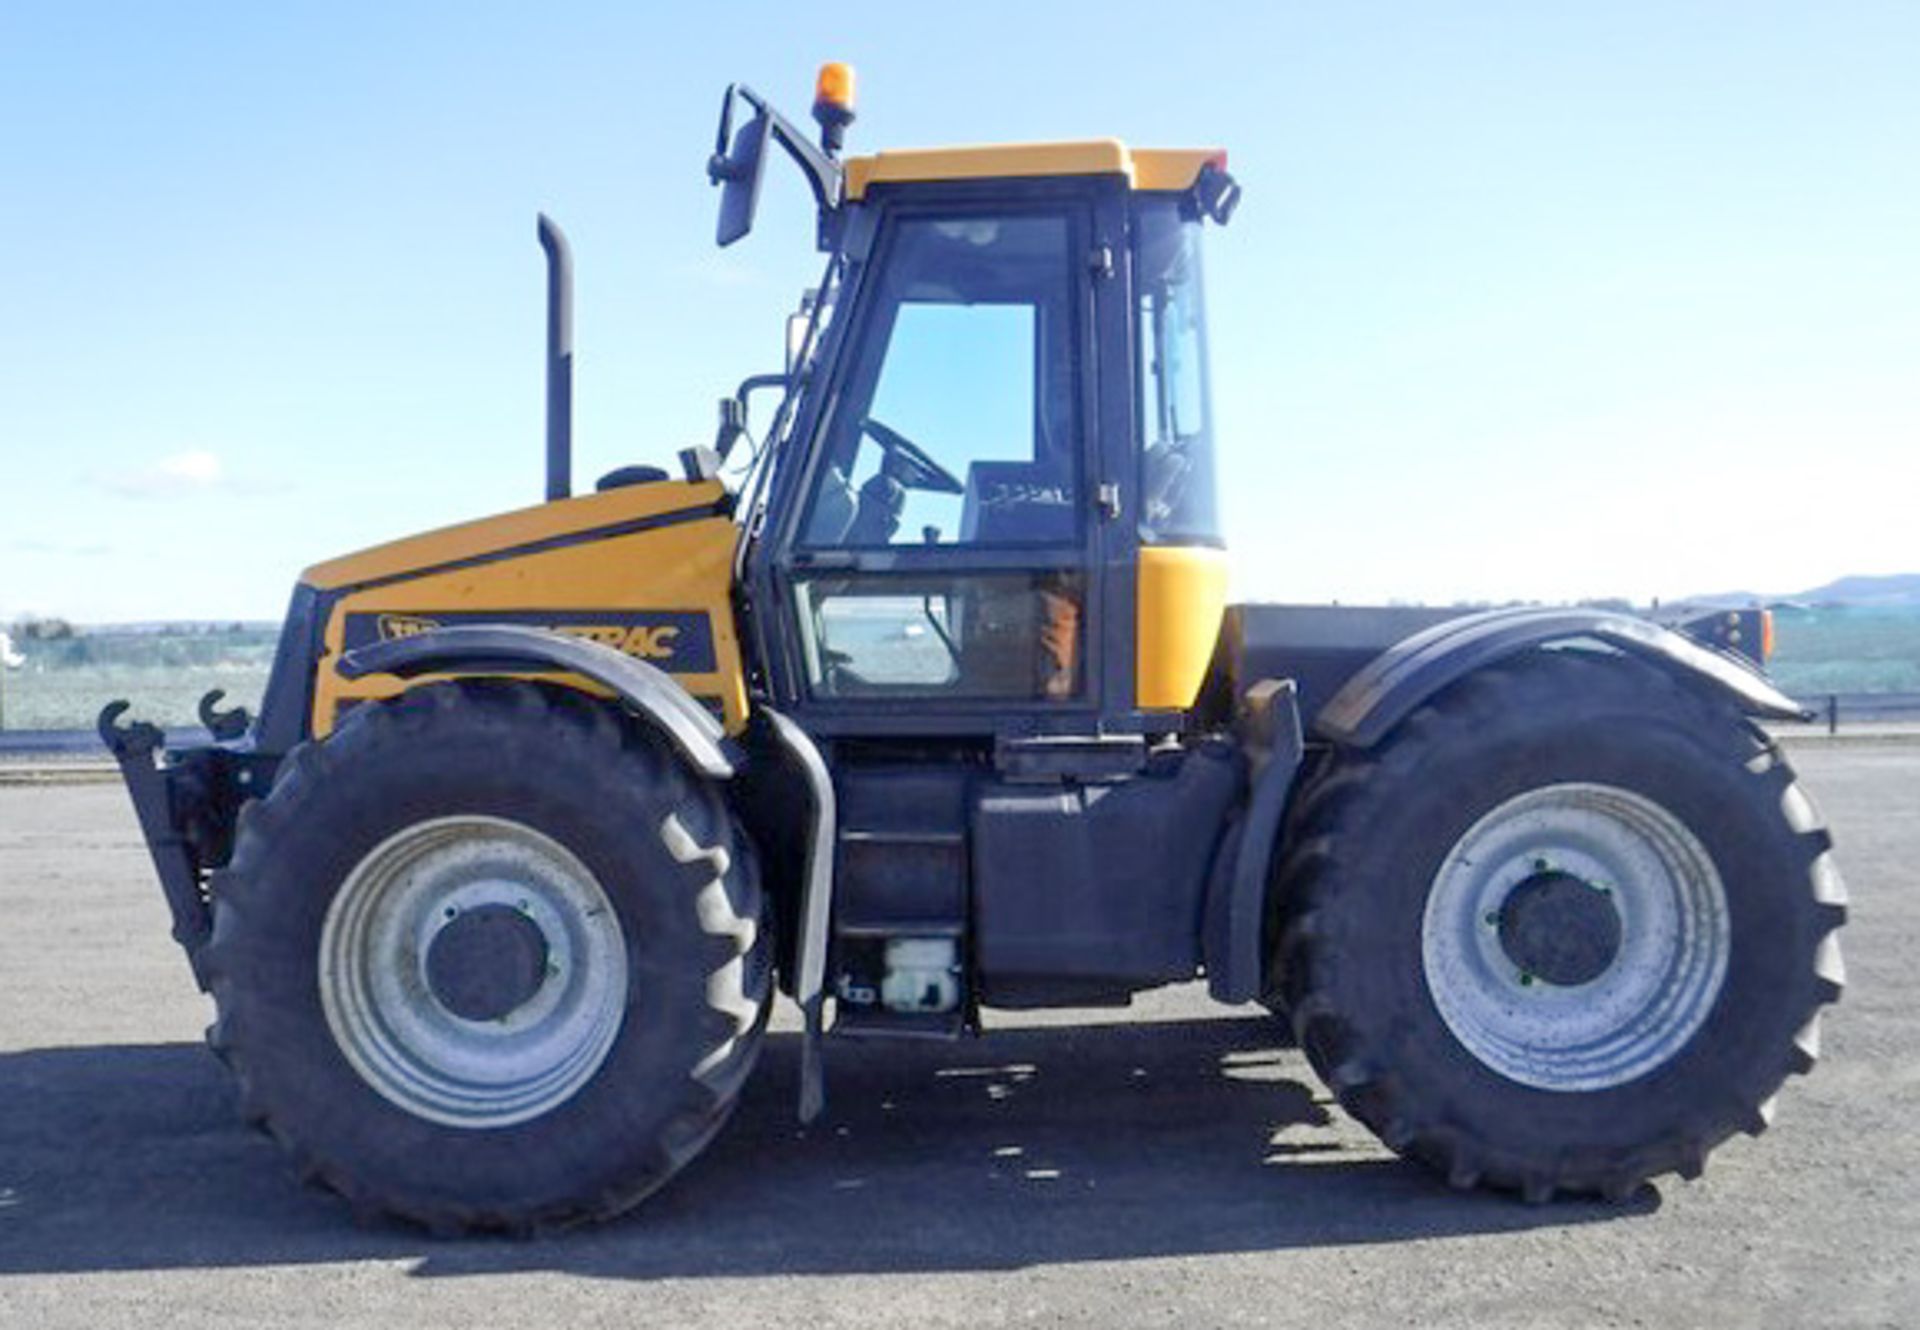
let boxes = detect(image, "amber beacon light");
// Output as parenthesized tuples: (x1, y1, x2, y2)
(813, 61, 856, 155)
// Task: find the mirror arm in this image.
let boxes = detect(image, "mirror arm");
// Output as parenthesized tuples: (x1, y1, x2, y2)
(764, 113, 842, 212)
(736, 371, 792, 400)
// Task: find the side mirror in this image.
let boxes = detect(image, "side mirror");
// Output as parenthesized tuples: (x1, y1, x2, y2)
(714, 396, 748, 460)
(713, 373, 793, 462)
(709, 93, 771, 247)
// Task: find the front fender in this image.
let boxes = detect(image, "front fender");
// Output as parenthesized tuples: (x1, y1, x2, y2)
(1314, 606, 1806, 750)
(337, 624, 740, 780)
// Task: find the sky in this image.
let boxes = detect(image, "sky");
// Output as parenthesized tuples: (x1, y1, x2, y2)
(1, 2, 1915, 623)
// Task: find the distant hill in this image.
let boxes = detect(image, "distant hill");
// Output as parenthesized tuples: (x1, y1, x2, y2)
(1684, 573, 1920, 611)
(1792, 573, 1920, 608)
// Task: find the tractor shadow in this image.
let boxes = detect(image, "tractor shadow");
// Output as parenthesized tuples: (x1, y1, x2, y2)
(0, 1015, 1654, 1278)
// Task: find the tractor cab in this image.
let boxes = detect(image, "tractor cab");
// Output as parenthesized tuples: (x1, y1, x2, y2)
(711, 70, 1241, 740)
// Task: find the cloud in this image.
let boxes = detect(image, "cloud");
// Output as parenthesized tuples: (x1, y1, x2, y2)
(92, 450, 227, 498)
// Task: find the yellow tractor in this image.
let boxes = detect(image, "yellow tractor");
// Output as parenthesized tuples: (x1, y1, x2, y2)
(103, 65, 1844, 1231)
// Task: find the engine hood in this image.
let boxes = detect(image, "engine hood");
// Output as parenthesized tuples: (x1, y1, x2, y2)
(302, 478, 728, 593)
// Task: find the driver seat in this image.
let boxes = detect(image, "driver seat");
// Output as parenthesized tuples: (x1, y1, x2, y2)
(846, 470, 906, 545)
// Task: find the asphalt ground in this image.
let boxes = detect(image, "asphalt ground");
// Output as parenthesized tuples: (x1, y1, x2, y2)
(0, 745, 1914, 1328)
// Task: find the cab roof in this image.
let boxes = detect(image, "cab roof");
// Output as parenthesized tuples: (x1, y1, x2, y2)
(842, 141, 1226, 201)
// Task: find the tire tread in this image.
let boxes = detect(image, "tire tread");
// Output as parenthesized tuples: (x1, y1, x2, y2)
(1274, 651, 1845, 1200)
(201, 681, 770, 1233)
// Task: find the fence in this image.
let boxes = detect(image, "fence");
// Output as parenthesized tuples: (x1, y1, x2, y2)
(0, 726, 217, 756)
(4, 697, 1919, 759)
(1790, 691, 1920, 734)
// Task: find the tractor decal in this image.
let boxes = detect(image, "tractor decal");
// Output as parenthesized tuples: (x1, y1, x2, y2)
(341, 610, 717, 672)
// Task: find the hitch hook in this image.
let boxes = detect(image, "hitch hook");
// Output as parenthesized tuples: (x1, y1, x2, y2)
(197, 689, 252, 742)
(98, 699, 164, 759)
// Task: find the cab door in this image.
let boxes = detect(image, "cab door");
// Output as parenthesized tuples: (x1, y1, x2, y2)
(762, 183, 1129, 737)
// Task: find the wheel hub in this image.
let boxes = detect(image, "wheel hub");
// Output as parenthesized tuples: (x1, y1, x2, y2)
(425, 904, 551, 1022)
(319, 815, 629, 1128)
(1422, 783, 1731, 1092)
(1496, 868, 1621, 987)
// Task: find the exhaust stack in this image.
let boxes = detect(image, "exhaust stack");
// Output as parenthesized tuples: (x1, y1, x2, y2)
(537, 213, 573, 502)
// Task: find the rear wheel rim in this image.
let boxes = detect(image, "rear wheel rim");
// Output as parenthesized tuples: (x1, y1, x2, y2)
(1422, 783, 1730, 1092)
(319, 815, 629, 1129)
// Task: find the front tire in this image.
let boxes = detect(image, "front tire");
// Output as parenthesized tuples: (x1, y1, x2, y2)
(1274, 652, 1846, 1201)
(202, 681, 769, 1231)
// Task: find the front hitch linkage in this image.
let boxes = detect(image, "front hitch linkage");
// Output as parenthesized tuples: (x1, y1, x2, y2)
(99, 700, 214, 984)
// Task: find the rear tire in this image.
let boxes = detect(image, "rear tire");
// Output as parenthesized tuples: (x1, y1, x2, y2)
(202, 681, 769, 1231)
(1274, 652, 1845, 1201)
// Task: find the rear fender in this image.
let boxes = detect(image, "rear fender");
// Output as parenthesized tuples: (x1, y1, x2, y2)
(1315, 607, 1805, 750)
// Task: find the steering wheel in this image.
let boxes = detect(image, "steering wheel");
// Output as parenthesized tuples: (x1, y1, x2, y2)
(862, 418, 963, 494)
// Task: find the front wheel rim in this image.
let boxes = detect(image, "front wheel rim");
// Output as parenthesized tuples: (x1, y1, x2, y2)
(319, 815, 629, 1129)
(1422, 783, 1730, 1092)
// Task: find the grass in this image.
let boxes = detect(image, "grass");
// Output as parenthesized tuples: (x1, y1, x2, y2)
(1766, 606, 1920, 696)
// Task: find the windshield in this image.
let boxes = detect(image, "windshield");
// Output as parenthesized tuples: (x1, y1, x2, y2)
(1133, 199, 1220, 546)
